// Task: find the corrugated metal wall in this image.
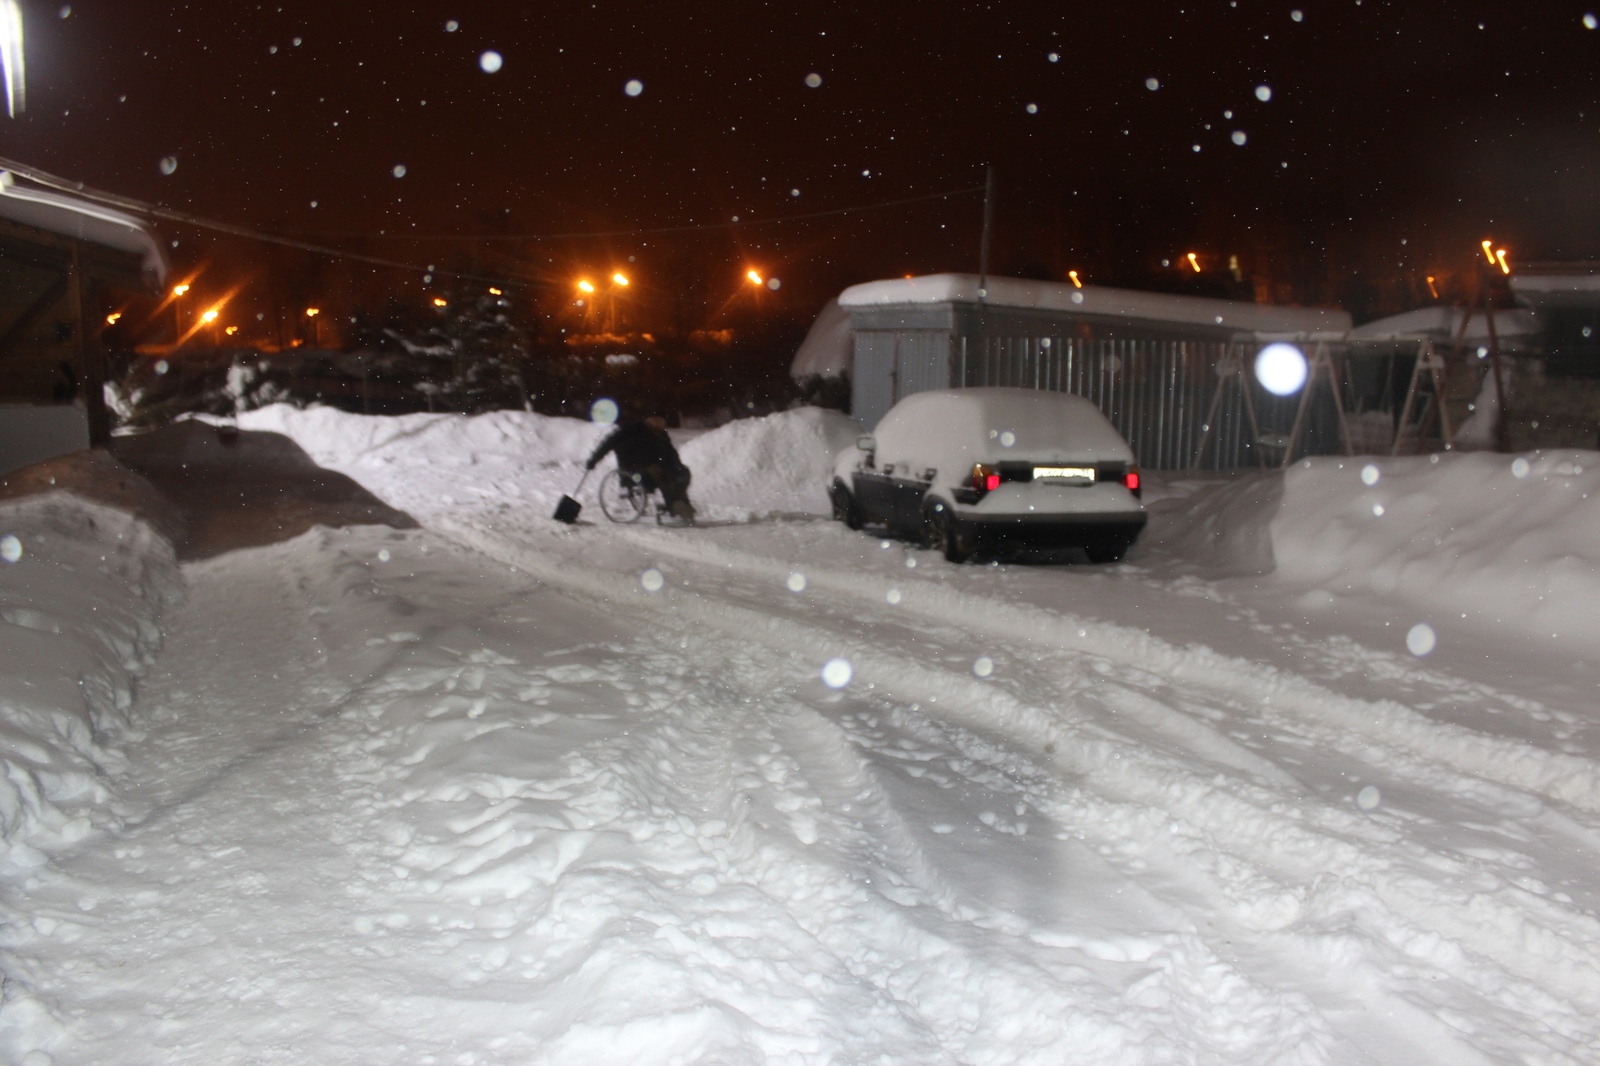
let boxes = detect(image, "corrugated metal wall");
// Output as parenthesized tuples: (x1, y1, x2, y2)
(850, 326, 1350, 469)
(956, 334, 1343, 470)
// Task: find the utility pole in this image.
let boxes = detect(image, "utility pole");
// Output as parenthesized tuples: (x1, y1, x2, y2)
(977, 164, 995, 301)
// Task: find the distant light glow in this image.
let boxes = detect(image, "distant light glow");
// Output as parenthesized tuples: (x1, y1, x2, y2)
(611, 272, 629, 286)
(304, 307, 320, 317)
(1186, 252, 1201, 273)
(1481, 239, 1496, 264)
(105, 312, 121, 325)
(488, 286, 503, 295)
(172, 284, 190, 297)
(432, 297, 448, 307)
(1068, 270, 1082, 288)
(1495, 248, 1510, 275)
(2, 1, 27, 119)
(1426, 275, 1439, 299)
(746, 269, 763, 285)
(200, 308, 219, 323)
(576, 279, 595, 293)
(225, 325, 239, 335)
(1254, 342, 1308, 396)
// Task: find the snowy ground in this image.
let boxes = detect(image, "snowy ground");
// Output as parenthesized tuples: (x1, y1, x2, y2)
(1, 404, 1598, 1065)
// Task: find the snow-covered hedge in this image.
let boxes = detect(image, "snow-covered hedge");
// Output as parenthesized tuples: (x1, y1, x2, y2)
(0, 496, 181, 875)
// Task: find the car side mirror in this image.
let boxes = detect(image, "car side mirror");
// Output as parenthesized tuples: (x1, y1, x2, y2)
(857, 435, 876, 467)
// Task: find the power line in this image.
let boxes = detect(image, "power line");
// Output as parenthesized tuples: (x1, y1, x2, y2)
(299, 185, 986, 241)
(0, 155, 981, 287)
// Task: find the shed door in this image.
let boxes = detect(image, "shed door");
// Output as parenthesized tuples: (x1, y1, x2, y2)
(852, 331, 898, 428)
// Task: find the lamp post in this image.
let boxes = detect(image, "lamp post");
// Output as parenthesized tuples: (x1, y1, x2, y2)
(305, 307, 321, 346)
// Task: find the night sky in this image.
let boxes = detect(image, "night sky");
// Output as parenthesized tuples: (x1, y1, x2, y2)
(6, 0, 1600, 326)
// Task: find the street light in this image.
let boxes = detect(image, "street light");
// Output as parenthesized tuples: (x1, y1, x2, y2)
(576, 279, 595, 294)
(746, 269, 764, 286)
(1068, 270, 1083, 288)
(611, 272, 629, 287)
(1186, 252, 1202, 273)
(306, 307, 321, 345)
(1495, 248, 1511, 275)
(172, 283, 190, 297)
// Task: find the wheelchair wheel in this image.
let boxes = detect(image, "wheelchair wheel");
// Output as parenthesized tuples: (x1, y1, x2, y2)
(598, 468, 649, 524)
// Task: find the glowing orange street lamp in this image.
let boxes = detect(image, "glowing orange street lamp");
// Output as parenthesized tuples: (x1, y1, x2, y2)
(488, 287, 503, 296)
(432, 297, 448, 307)
(1481, 239, 1498, 264)
(172, 283, 190, 297)
(1186, 252, 1202, 273)
(200, 308, 219, 324)
(105, 312, 122, 325)
(746, 269, 764, 286)
(1426, 275, 1439, 299)
(1068, 270, 1083, 288)
(1495, 248, 1511, 275)
(576, 279, 595, 294)
(305, 306, 322, 345)
(611, 272, 629, 287)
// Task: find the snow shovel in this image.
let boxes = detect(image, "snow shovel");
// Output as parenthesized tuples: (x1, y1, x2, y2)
(553, 470, 589, 524)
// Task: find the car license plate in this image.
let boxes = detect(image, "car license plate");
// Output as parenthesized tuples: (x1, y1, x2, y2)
(1033, 466, 1096, 482)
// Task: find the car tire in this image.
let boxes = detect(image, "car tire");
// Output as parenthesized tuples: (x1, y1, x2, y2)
(1085, 539, 1128, 564)
(830, 479, 864, 530)
(923, 499, 972, 563)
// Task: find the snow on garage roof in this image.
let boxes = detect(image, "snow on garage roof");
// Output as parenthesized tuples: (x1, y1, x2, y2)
(1346, 305, 1540, 344)
(0, 170, 169, 288)
(837, 273, 1352, 337)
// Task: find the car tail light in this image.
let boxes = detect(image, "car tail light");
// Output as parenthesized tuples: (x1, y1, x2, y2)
(971, 463, 1000, 494)
(1122, 467, 1142, 497)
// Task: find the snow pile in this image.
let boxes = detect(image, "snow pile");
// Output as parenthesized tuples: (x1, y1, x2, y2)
(680, 406, 862, 516)
(1271, 451, 1600, 642)
(0, 494, 180, 874)
(236, 404, 860, 520)
(1152, 451, 1600, 646)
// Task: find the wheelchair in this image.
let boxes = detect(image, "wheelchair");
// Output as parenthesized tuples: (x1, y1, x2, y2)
(596, 467, 662, 524)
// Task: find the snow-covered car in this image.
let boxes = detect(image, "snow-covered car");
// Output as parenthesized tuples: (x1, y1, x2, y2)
(829, 387, 1146, 562)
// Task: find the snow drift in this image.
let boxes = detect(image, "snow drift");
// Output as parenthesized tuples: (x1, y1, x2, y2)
(0, 494, 180, 874)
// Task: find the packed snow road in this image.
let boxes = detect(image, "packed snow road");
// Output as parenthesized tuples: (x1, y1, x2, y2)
(2, 406, 1598, 1065)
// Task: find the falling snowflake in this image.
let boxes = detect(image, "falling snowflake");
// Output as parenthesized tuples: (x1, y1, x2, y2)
(624, 78, 644, 97)
(804, 72, 822, 88)
(479, 51, 503, 73)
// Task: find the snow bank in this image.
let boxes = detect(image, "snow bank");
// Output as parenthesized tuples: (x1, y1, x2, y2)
(680, 406, 862, 515)
(236, 404, 861, 520)
(0, 494, 180, 874)
(1154, 451, 1600, 646)
(1272, 451, 1600, 641)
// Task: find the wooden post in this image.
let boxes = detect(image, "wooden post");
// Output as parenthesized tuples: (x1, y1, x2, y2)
(69, 243, 111, 447)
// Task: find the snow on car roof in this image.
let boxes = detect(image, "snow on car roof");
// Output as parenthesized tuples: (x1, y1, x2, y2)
(874, 388, 1135, 469)
(838, 273, 1351, 337)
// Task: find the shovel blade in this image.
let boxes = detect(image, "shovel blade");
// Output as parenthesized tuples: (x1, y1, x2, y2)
(552, 495, 582, 524)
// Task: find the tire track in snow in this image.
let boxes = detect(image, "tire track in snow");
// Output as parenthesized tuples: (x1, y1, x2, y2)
(431, 515, 1600, 1064)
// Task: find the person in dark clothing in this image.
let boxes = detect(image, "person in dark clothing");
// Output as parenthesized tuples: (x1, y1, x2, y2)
(586, 415, 696, 523)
